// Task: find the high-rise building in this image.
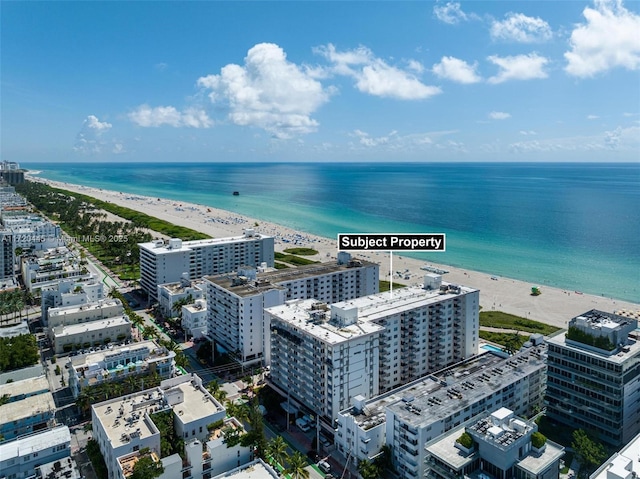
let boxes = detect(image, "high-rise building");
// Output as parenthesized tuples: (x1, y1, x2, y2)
(0, 229, 14, 280)
(205, 253, 379, 366)
(546, 309, 640, 446)
(138, 230, 274, 300)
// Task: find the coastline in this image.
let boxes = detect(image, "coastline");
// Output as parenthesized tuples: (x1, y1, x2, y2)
(29, 176, 640, 330)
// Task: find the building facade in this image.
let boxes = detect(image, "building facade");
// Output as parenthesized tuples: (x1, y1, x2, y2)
(546, 309, 640, 447)
(205, 253, 379, 366)
(157, 276, 206, 317)
(0, 426, 71, 479)
(138, 231, 274, 300)
(40, 279, 104, 325)
(52, 315, 132, 354)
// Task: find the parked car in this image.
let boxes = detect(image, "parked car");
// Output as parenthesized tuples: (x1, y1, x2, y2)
(317, 460, 331, 473)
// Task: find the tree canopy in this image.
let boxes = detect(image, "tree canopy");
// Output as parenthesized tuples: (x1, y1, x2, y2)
(0, 334, 39, 372)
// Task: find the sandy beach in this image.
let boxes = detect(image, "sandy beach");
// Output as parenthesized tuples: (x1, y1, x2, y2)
(31, 176, 640, 330)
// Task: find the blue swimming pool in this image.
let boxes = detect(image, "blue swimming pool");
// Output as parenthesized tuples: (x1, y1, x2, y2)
(481, 344, 504, 353)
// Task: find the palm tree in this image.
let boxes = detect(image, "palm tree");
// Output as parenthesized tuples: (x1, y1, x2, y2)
(266, 436, 288, 470)
(214, 388, 227, 403)
(357, 459, 380, 479)
(206, 379, 221, 396)
(284, 451, 309, 479)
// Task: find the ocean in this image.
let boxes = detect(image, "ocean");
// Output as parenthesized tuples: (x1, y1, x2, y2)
(24, 162, 640, 304)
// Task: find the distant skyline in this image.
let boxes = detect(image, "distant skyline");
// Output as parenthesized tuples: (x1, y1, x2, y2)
(2, 0, 639, 163)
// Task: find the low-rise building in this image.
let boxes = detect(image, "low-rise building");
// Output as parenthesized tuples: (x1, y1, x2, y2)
(52, 315, 131, 354)
(182, 299, 208, 340)
(546, 309, 640, 446)
(68, 340, 176, 398)
(41, 278, 104, 325)
(590, 430, 640, 479)
(0, 375, 49, 403)
(0, 426, 71, 479)
(425, 407, 564, 479)
(22, 247, 91, 293)
(157, 276, 206, 317)
(2, 213, 64, 251)
(47, 298, 124, 332)
(92, 374, 226, 479)
(0, 391, 56, 441)
(211, 459, 280, 478)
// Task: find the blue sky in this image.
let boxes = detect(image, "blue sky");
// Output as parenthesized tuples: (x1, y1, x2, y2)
(2, 1, 639, 163)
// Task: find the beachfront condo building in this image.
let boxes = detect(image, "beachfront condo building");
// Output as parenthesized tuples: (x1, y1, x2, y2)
(138, 230, 274, 300)
(92, 374, 226, 479)
(335, 345, 548, 478)
(68, 339, 176, 398)
(204, 252, 379, 366)
(546, 309, 640, 447)
(266, 298, 384, 424)
(40, 278, 105, 324)
(425, 407, 564, 479)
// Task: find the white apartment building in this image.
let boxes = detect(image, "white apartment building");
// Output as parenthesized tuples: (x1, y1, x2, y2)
(41, 278, 104, 325)
(0, 426, 71, 479)
(52, 315, 132, 354)
(116, 417, 253, 479)
(266, 298, 383, 424)
(590, 431, 640, 479)
(332, 274, 479, 393)
(92, 374, 226, 479)
(2, 214, 64, 251)
(546, 309, 640, 446)
(182, 299, 208, 340)
(425, 407, 564, 479)
(47, 298, 124, 332)
(205, 253, 379, 366)
(68, 340, 176, 398)
(157, 276, 206, 317)
(335, 345, 548, 478)
(139, 230, 274, 300)
(21, 247, 91, 293)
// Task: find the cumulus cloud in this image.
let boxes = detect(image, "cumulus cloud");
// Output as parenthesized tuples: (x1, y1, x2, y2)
(489, 111, 511, 120)
(432, 56, 482, 84)
(490, 13, 553, 43)
(433, 2, 470, 24)
(315, 44, 441, 100)
(129, 105, 213, 128)
(565, 0, 640, 77)
(487, 53, 549, 83)
(197, 43, 330, 139)
(349, 129, 461, 151)
(508, 125, 640, 153)
(74, 115, 112, 154)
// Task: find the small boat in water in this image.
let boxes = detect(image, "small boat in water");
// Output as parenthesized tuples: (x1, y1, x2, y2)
(233, 191, 239, 196)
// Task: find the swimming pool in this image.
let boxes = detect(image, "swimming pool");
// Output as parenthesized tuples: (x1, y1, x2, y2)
(481, 344, 504, 353)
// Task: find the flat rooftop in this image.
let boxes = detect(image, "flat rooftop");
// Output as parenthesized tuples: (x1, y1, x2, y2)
(140, 233, 272, 254)
(0, 320, 29, 338)
(268, 298, 385, 345)
(48, 298, 122, 317)
(159, 279, 206, 294)
(1, 391, 55, 424)
(591, 432, 640, 479)
(0, 426, 70, 458)
(70, 340, 170, 370)
(547, 328, 640, 364)
(0, 375, 49, 398)
(206, 257, 377, 297)
(343, 346, 546, 429)
(332, 282, 477, 323)
(212, 459, 279, 478)
(53, 315, 130, 338)
(171, 379, 224, 425)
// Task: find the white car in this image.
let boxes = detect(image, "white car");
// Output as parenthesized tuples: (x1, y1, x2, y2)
(317, 460, 331, 473)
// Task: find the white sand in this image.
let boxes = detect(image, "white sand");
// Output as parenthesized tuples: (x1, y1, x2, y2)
(32, 177, 640, 330)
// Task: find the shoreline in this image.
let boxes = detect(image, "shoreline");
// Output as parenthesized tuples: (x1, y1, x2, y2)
(28, 175, 640, 330)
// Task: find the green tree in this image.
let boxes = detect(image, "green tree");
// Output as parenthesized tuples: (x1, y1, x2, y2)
(266, 435, 288, 470)
(357, 459, 380, 479)
(572, 429, 608, 476)
(285, 451, 310, 479)
(129, 454, 163, 479)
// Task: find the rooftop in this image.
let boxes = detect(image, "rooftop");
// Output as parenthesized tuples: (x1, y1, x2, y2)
(0, 375, 49, 398)
(48, 298, 122, 318)
(0, 426, 70, 458)
(205, 257, 377, 298)
(160, 279, 206, 294)
(0, 320, 30, 338)
(36, 456, 82, 479)
(171, 378, 224, 425)
(53, 315, 130, 337)
(590, 431, 640, 479)
(211, 458, 280, 478)
(331, 282, 477, 324)
(267, 298, 385, 345)
(342, 346, 546, 429)
(140, 232, 272, 254)
(0, 391, 55, 424)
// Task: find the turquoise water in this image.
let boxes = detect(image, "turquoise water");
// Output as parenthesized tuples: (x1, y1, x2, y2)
(481, 344, 504, 353)
(24, 162, 640, 303)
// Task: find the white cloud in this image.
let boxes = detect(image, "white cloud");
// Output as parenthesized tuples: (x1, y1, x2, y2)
(407, 60, 425, 74)
(490, 13, 553, 43)
(489, 111, 511, 120)
(565, 0, 640, 77)
(508, 125, 640, 153)
(74, 115, 112, 154)
(519, 130, 537, 135)
(315, 44, 441, 100)
(487, 53, 549, 83)
(433, 2, 469, 24)
(348, 129, 462, 151)
(197, 43, 330, 139)
(129, 105, 212, 128)
(432, 56, 482, 84)
(587, 114, 600, 120)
